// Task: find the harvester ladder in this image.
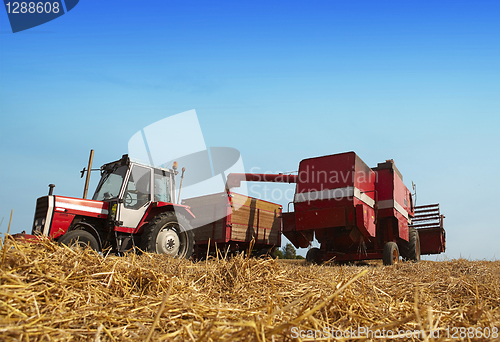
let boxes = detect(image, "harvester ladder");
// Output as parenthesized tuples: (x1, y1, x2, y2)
(410, 204, 444, 229)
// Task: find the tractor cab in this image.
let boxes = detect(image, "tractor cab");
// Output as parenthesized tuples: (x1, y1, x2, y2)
(92, 155, 177, 230)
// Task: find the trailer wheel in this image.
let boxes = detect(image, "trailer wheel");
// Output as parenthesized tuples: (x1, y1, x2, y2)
(140, 212, 194, 259)
(383, 242, 400, 266)
(306, 247, 321, 264)
(59, 230, 100, 251)
(405, 227, 421, 262)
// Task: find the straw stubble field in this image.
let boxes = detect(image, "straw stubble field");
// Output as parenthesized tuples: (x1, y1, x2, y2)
(1, 238, 499, 341)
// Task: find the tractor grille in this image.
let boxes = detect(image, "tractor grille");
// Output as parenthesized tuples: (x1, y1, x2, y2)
(32, 196, 49, 235)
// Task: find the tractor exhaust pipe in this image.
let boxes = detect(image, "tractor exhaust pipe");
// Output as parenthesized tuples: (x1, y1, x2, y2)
(177, 167, 186, 204)
(82, 149, 94, 199)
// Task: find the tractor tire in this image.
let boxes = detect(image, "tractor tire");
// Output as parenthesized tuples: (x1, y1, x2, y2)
(140, 212, 194, 259)
(59, 230, 100, 251)
(383, 242, 400, 266)
(306, 247, 321, 264)
(405, 227, 421, 262)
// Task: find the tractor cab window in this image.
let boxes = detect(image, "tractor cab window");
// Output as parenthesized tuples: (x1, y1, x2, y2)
(154, 169, 172, 203)
(93, 165, 128, 201)
(124, 165, 151, 209)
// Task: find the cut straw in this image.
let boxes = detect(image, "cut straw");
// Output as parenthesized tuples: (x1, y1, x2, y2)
(0, 239, 499, 341)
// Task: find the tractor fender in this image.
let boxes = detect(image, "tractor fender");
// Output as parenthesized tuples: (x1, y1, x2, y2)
(136, 202, 195, 234)
(155, 202, 195, 219)
(64, 222, 103, 250)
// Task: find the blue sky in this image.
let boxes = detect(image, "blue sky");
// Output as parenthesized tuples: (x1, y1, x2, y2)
(1, 0, 499, 259)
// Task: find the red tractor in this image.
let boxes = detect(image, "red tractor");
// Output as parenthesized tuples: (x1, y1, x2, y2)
(27, 154, 195, 257)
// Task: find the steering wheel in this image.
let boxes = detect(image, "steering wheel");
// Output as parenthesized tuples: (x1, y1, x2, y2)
(125, 192, 134, 205)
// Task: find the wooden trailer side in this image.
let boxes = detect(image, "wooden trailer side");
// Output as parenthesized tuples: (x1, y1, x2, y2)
(182, 192, 230, 243)
(229, 193, 281, 246)
(184, 192, 282, 248)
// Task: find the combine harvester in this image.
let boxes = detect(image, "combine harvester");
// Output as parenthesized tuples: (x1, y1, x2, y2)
(226, 151, 445, 265)
(16, 151, 444, 265)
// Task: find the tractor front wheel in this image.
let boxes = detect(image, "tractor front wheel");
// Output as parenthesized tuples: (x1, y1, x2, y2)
(140, 212, 194, 259)
(383, 242, 400, 266)
(59, 230, 100, 251)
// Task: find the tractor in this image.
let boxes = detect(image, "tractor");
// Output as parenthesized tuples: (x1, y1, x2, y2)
(28, 154, 195, 257)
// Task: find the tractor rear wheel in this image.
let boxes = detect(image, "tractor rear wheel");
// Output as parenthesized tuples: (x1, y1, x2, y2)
(383, 242, 400, 266)
(59, 230, 100, 251)
(140, 212, 194, 259)
(405, 227, 421, 262)
(306, 247, 321, 264)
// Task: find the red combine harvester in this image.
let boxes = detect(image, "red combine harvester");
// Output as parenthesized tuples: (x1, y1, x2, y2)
(227, 151, 445, 265)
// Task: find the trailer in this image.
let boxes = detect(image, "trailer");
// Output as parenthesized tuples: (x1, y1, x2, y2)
(182, 191, 282, 258)
(227, 151, 446, 265)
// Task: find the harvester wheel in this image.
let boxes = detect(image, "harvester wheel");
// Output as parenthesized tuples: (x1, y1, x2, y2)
(59, 230, 100, 251)
(140, 212, 194, 259)
(383, 242, 400, 266)
(306, 247, 321, 264)
(406, 227, 421, 262)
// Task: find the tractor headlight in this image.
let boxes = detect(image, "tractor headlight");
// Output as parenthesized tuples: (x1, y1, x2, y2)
(33, 218, 45, 235)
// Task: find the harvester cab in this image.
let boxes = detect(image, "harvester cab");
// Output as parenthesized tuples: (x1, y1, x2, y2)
(28, 154, 195, 258)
